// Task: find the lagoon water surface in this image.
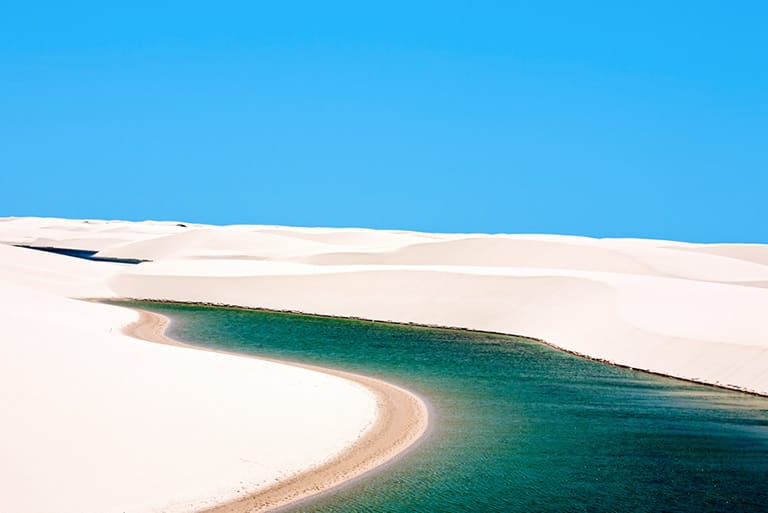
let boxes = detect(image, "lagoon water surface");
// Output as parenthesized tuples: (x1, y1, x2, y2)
(134, 302, 768, 512)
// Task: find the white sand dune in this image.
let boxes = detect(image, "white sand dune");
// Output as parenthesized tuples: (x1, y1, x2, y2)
(667, 243, 768, 267)
(1, 216, 767, 513)
(96, 227, 342, 261)
(0, 242, 377, 513)
(0, 217, 194, 251)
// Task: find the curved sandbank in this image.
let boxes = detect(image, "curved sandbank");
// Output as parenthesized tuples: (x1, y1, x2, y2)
(123, 307, 429, 513)
(0, 242, 386, 513)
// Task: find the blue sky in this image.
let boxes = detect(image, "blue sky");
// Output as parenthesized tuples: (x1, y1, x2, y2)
(1, 2, 766, 242)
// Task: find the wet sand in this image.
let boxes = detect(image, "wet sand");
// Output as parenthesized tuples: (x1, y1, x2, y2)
(123, 308, 430, 513)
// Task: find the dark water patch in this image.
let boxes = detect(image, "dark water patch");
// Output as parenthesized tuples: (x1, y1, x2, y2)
(15, 245, 148, 264)
(126, 301, 768, 513)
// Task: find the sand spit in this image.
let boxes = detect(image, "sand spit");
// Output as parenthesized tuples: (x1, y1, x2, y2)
(124, 308, 429, 513)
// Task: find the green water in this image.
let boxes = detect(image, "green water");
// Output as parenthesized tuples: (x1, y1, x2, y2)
(131, 302, 768, 512)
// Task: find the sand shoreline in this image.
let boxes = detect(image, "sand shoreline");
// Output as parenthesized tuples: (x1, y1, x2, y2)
(120, 298, 768, 399)
(121, 306, 430, 513)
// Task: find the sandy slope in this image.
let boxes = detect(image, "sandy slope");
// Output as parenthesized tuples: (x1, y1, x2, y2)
(1, 216, 767, 512)
(0, 242, 379, 513)
(110, 264, 768, 393)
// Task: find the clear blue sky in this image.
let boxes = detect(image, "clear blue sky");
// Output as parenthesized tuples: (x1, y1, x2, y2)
(1, 2, 766, 242)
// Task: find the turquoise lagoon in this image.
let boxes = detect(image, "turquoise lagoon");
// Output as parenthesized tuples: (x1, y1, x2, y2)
(131, 302, 768, 513)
